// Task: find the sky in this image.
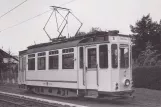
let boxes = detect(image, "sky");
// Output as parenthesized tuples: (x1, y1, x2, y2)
(0, 0, 161, 55)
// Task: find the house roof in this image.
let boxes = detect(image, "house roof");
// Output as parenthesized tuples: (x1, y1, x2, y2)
(0, 49, 18, 61)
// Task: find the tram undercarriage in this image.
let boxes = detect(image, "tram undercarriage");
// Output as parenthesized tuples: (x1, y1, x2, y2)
(19, 84, 134, 100)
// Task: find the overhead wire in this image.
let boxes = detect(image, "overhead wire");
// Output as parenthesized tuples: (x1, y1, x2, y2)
(59, 0, 77, 6)
(0, 0, 77, 33)
(0, 0, 28, 19)
(0, 10, 51, 32)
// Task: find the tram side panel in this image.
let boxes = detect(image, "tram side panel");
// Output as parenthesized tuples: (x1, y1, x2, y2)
(77, 46, 86, 89)
(111, 42, 132, 92)
(118, 43, 133, 91)
(25, 47, 78, 89)
(97, 44, 112, 92)
(18, 56, 26, 85)
(18, 56, 22, 85)
(18, 55, 27, 90)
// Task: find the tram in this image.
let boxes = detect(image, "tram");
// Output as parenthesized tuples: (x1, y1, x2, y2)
(18, 31, 134, 99)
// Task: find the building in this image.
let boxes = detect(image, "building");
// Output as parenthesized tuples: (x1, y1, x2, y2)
(0, 49, 18, 83)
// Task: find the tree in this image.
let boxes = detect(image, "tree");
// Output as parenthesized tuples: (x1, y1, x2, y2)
(0, 49, 18, 83)
(88, 27, 102, 34)
(0, 52, 5, 83)
(75, 27, 102, 37)
(75, 31, 86, 37)
(137, 41, 161, 66)
(130, 14, 161, 60)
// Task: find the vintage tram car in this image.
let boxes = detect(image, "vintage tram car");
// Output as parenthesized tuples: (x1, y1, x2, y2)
(18, 31, 134, 98)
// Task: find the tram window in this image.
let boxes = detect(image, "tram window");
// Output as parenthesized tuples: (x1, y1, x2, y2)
(120, 46, 129, 68)
(111, 44, 118, 68)
(28, 54, 35, 58)
(49, 55, 59, 69)
(62, 54, 74, 69)
(99, 45, 108, 68)
(38, 52, 46, 56)
(28, 58, 35, 70)
(88, 48, 97, 68)
(79, 47, 84, 68)
(49, 50, 58, 55)
(38, 57, 46, 70)
(62, 48, 74, 53)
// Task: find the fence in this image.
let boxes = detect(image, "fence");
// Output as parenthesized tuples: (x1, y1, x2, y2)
(0, 70, 18, 84)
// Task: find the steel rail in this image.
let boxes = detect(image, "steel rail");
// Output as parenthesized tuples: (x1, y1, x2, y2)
(0, 93, 56, 107)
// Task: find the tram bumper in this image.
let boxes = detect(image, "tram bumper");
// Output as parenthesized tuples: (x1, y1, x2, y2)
(98, 89, 135, 99)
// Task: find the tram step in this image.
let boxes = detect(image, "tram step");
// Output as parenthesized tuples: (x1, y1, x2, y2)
(84, 95, 98, 98)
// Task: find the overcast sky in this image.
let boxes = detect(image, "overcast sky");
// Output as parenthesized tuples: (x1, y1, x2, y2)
(0, 0, 161, 55)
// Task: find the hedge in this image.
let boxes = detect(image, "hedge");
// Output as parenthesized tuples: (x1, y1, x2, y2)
(132, 66, 161, 90)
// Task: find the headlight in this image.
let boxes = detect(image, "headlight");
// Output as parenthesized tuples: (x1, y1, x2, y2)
(124, 79, 130, 86)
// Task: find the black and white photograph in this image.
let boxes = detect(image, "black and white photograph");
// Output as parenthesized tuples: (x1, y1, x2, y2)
(0, 0, 161, 107)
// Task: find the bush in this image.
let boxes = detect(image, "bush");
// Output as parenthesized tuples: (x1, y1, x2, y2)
(133, 66, 161, 90)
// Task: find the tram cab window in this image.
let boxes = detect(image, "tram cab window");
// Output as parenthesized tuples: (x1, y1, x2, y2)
(111, 44, 118, 68)
(49, 50, 59, 69)
(37, 52, 46, 70)
(99, 45, 108, 68)
(88, 48, 97, 68)
(62, 48, 74, 69)
(79, 47, 84, 68)
(28, 54, 35, 70)
(120, 45, 129, 68)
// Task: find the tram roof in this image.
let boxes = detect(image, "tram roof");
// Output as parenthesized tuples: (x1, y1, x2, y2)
(19, 31, 130, 55)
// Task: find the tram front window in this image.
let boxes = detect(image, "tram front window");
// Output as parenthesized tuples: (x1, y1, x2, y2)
(99, 45, 108, 68)
(120, 45, 129, 68)
(111, 44, 118, 68)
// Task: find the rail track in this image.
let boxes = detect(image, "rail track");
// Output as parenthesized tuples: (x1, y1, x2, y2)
(0, 91, 87, 107)
(0, 93, 60, 107)
(0, 84, 160, 107)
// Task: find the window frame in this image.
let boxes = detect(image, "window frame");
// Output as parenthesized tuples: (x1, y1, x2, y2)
(49, 50, 59, 70)
(111, 44, 118, 68)
(119, 44, 129, 68)
(62, 48, 74, 69)
(87, 48, 97, 69)
(79, 47, 84, 69)
(28, 54, 35, 70)
(37, 52, 46, 70)
(99, 44, 108, 69)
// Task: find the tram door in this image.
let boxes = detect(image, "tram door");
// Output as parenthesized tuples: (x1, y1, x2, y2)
(19, 56, 26, 84)
(85, 46, 98, 89)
